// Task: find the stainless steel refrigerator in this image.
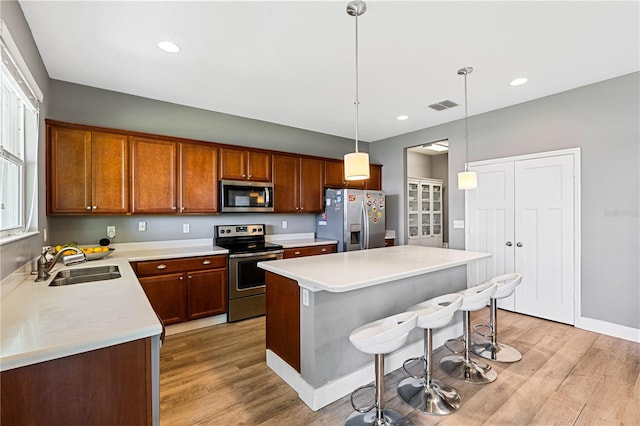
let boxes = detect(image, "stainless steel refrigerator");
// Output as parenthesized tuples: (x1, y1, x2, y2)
(316, 188, 386, 252)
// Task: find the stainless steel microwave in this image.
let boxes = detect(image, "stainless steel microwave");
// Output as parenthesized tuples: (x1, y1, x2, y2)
(219, 180, 274, 212)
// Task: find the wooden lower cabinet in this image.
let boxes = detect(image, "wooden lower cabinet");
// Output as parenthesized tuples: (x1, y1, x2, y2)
(1, 338, 154, 425)
(133, 255, 228, 325)
(139, 273, 186, 325)
(283, 243, 337, 259)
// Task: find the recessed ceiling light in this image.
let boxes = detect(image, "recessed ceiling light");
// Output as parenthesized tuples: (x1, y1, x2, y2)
(158, 41, 180, 53)
(510, 77, 528, 86)
(397, 115, 409, 121)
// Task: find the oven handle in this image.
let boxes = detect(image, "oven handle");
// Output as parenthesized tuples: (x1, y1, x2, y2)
(229, 250, 284, 259)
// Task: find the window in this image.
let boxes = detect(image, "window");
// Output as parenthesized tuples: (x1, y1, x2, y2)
(0, 21, 42, 242)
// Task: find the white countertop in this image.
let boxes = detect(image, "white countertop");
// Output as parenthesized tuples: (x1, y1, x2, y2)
(0, 241, 229, 372)
(265, 233, 337, 249)
(259, 245, 491, 292)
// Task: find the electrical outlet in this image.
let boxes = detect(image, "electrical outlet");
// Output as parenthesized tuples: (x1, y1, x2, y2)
(282, 220, 288, 229)
(43, 228, 47, 242)
(183, 224, 190, 233)
(107, 226, 116, 239)
(138, 221, 147, 232)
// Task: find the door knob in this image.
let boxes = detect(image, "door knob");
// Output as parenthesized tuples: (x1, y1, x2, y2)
(506, 241, 513, 247)
(516, 242, 523, 247)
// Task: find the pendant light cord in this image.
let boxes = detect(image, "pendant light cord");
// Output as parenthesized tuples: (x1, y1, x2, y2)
(464, 72, 469, 172)
(354, 11, 360, 153)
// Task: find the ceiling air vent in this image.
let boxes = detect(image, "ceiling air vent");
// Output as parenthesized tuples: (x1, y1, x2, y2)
(427, 100, 458, 111)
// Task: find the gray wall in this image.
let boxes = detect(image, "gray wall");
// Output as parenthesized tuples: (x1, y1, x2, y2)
(406, 150, 433, 178)
(44, 80, 368, 245)
(371, 72, 640, 329)
(0, 0, 50, 280)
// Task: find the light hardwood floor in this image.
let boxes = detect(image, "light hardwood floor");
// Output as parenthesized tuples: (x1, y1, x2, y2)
(159, 310, 640, 425)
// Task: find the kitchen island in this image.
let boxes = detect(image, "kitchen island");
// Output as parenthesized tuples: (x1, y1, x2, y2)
(259, 245, 490, 410)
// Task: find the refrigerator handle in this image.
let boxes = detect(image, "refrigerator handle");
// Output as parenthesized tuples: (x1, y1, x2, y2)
(361, 198, 369, 249)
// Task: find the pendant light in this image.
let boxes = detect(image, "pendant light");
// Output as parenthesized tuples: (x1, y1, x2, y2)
(457, 66, 477, 190)
(344, 0, 370, 181)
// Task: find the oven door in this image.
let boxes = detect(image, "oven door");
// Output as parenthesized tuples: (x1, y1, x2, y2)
(228, 251, 283, 299)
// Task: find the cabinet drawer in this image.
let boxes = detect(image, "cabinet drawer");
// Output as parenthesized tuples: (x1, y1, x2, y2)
(283, 244, 336, 259)
(135, 255, 227, 276)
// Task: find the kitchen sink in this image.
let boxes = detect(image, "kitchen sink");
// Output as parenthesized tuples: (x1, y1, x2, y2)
(49, 265, 121, 286)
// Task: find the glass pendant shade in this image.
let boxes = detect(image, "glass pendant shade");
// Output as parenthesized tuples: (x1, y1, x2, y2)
(458, 170, 478, 190)
(344, 152, 370, 180)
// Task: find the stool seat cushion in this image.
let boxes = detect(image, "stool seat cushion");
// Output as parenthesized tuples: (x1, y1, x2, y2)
(407, 293, 464, 330)
(459, 282, 498, 311)
(349, 311, 418, 355)
(491, 273, 523, 299)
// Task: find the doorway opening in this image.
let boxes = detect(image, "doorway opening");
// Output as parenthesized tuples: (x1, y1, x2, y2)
(404, 139, 449, 246)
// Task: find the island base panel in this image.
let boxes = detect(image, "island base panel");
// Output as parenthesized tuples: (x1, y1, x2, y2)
(266, 271, 301, 372)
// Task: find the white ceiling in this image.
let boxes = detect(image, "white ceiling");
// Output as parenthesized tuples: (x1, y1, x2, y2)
(18, 1, 640, 143)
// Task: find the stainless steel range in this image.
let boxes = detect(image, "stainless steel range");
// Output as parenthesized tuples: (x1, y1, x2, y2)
(214, 224, 283, 322)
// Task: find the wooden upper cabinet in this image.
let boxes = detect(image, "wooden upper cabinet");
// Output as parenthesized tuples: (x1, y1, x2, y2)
(47, 124, 129, 214)
(299, 157, 324, 212)
(180, 143, 218, 213)
(367, 164, 382, 190)
(131, 137, 178, 214)
(273, 155, 299, 212)
(273, 155, 323, 213)
(219, 147, 271, 182)
(324, 159, 380, 190)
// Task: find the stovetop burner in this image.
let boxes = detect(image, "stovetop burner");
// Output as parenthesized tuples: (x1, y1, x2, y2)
(214, 224, 283, 254)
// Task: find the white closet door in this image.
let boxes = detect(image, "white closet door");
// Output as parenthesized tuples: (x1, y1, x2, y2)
(514, 154, 574, 324)
(467, 161, 516, 310)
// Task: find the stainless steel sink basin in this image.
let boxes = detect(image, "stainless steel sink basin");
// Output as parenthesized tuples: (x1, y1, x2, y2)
(49, 265, 121, 286)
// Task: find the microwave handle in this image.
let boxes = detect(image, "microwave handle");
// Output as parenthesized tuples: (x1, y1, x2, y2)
(361, 198, 369, 249)
(265, 186, 270, 206)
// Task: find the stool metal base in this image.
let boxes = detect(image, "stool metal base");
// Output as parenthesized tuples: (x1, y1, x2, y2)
(439, 354, 497, 384)
(397, 377, 461, 416)
(345, 408, 412, 426)
(472, 341, 522, 363)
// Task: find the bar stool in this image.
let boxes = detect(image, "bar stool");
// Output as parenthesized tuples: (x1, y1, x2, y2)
(397, 293, 464, 416)
(439, 281, 498, 384)
(346, 311, 418, 426)
(472, 273, 523, 362)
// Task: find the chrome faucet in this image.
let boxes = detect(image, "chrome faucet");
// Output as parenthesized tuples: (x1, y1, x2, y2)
(34, 246, 87, 282)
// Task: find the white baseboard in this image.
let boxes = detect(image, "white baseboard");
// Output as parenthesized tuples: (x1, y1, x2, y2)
(266, 321, 461, 411)
(165, 314, 227, 336)
(576, 316, 640, 343)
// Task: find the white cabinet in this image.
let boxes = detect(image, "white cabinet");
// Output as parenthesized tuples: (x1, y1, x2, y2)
(408, 178, 443, 247)
(465, 150, 578, 325)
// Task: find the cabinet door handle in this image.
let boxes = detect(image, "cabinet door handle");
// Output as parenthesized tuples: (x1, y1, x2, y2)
(179, 276, 183, 280)
(516, 242, 523, 247)
(181, 207, 185, 212)
(321, 248, 327, 252)
(506, 241, 513, 247)
(242, 174, 246, 178)
(188, 275, 192, 279)
(294, 251, 301, 255)
(172, 206, 177, 210)
(300, 206, 304, 211)
(86, 206, 92, 210)
(92, 206, 97, 210)
(202, 260, 211, 265)
(156, 264, 167, 270)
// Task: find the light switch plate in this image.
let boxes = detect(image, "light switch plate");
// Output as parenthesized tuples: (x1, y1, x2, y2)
(138, 221, 147, 232)
(453, 220, 465, 229)
(183, 224, 190, 233)
(302, 289, 310, 307)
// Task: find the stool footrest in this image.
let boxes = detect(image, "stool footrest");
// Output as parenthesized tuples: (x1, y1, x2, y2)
(444, 337, 465, 355)
(350, 383, 376, 413)
(472, 323, 494, 339)
(402, 357, 426, 379)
